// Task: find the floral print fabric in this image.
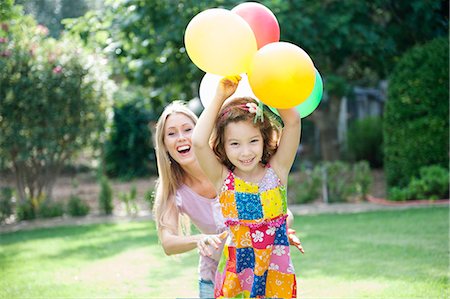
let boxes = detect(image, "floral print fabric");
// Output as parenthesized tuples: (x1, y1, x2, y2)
(214, 166, 297, 298)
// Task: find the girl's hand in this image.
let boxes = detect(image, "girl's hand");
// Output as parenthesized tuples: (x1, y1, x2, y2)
(215, 75, 241, 101)
(197, 231, 228, 257)
(288, 228, 305, 254)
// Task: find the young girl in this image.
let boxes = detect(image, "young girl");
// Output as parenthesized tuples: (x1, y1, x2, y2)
(192, 77, 301, 298)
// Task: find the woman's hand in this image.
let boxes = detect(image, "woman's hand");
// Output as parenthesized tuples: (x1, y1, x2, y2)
(215, 75, 241, 101)
(197, 231, 228, 257)
(288, 228, 305, 254)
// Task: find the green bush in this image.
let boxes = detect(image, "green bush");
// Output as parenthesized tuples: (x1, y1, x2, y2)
(16, 200, 36, 221)
(143, 187, 155, 210)
(104, 89, 155, 180)
(384, 37, 449, 189)
(388, 165, 449, 201)
(67, 195, 90, 217)
(118, 184, 138, 215)
(38, 199, 64, 218)
(0, 13, 113, 203)
(0, 186, 14, 223)
(289, 167, 322, 204)
(346, 117, 383, 168)
(98, 176, 113, 215)
(290, 161, 373, 203)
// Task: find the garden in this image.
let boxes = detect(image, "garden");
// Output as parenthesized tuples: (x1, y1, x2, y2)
(0, 0, 448, 298)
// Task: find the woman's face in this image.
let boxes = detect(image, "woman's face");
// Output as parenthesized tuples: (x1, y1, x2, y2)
(163, 112, 196, 166)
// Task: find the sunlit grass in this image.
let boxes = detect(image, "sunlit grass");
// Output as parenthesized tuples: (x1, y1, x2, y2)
(0, 206, 448, 298)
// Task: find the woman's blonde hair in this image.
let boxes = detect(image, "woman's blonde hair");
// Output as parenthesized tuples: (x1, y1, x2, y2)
(212, 97, 282, 170)
(152, 101, 198, 238)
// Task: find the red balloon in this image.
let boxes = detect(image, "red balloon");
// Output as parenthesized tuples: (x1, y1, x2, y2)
(232, 2, 280, 49)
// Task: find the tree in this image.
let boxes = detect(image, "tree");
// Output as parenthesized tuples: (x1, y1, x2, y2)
(66, 0, 448, 162)
(277, 0, 448, 160)
(0, 12, 113, 204)
(384, 37, 449, 189)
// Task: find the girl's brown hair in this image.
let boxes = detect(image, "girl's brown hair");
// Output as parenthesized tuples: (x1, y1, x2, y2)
(211, 97, 282, 170)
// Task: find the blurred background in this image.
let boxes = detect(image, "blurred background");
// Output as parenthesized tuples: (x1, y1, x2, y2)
(0, 0, 448, 222)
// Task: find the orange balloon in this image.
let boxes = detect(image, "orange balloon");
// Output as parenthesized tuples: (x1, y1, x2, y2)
(248, 42, 315, 109)
(184, 8, 257, 76)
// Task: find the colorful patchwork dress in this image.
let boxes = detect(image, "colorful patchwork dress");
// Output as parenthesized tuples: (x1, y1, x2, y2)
(214, 165, 297, 298)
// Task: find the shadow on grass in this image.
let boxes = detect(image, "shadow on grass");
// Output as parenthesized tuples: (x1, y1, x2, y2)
(0, 221, 159, 267)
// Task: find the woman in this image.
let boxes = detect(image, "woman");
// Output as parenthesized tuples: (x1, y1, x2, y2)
(153, 101, 227, 298)
(152, 101, 303, 298)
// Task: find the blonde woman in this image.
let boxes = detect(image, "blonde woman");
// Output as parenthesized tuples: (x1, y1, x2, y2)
(153, 101, 227, 298)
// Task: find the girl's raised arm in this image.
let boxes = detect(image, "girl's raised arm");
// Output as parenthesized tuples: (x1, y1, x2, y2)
(192, 76, 240, 190)
(270, 108, 301, 185)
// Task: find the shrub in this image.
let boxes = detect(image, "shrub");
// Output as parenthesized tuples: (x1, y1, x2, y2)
(67, 195, 90, 217)
(290, 161, 373, 203)
(118, 184, 138, 215)
(103, 89, 154, 180)
(0, 13, 113, 203)
(98, 176, 113, 215)
(0, 186, 14, 223)
(289, 167, 322, 204)
(384, 37, 449, 189)
(143, 187, 155, 210)
(16, 200, 36, 221)
(346, 117, 383, 168)
(38, 199, 64, 218)
(388, 165, 449, 201)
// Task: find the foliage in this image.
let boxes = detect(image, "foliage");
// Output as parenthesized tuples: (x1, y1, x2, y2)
(143, 187, 155, 210)
(67, 195, 90, 217)
(289, 167, 322, 204)
(277, 0, 448, 160)
(0, 186, 14, 223)
(104, 89, 154, 179)
(16, 199, 36, 221)
(38, 199, 65, 218)
(290, 160, 372, 203)
(346, 117, 383, 168)
(14, 0, 101, 38)
(388, 165, 449, 201)
(0, 13, 113, 203)
(98, 175, 113, 215)
(118, 184, 138, 215)
(384, 37, 449, 189)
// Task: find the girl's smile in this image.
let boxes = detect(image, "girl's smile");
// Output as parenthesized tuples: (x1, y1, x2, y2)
(224, 120, 265, 179)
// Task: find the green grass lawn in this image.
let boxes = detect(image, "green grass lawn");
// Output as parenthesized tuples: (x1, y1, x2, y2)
(0, 206, 448, 298)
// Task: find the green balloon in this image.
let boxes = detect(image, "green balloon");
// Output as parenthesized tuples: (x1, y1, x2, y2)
(268, 69, 323, 118)
(297, 69, 323, 118)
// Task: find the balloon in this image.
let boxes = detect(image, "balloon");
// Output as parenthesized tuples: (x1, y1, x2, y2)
(248, 42, 315, 109)
(268, 68, 323, 118)
(199, 73, 259, 108)
(184, 8, 257, 76)
(231, 2, 280, 49)
(296, 69, 323, 118)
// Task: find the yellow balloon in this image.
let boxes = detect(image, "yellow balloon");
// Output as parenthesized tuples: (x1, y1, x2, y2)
(184, 8, 257, 76)
(248, 42, 316, 109)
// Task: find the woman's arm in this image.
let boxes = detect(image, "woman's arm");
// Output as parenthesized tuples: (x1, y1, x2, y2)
(159, 196, 228, 257)
(159, 203, 205, 255)
(270, 108, 301, 185)
(192, 76, 240, 189)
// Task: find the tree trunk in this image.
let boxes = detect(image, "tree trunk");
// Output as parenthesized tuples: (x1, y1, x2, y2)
(310, 94, 342, 161)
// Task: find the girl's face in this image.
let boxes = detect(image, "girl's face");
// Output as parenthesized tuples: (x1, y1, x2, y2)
(224, 120, 264, 176)
(163, 113, 196, 166)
